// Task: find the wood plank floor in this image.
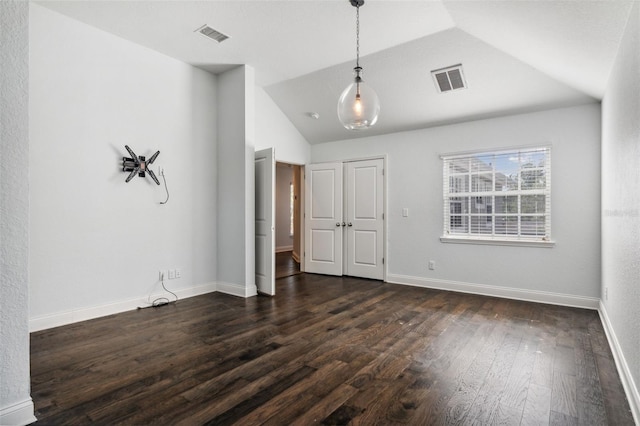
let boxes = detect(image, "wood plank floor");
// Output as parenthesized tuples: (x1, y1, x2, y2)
(30, 274, 634, 425)
(275, 251, 301, 279)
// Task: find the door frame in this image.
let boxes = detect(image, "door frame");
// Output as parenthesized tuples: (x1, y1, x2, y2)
(299, 165, 305, 273)
(273, 161, 305, 272)
(266, 159, 305, 274)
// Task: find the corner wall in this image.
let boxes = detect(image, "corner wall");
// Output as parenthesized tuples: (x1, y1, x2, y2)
(0, 2, 36, 424)
(312, 104, 602, 308)
(216, 66, 257, 297)
(600, 2, 640, 421)
(28, 4, 218, 330)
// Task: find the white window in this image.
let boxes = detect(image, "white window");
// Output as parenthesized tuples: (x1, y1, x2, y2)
(289, 182, 294, 237)
(441, 146, 553, 247)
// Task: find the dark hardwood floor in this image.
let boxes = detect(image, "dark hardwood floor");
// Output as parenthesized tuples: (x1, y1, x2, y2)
(275, 250, 301, 279)
(30, 274, 634, 425)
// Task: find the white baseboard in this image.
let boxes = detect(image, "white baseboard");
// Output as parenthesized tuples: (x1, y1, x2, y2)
(598, 302, 640, 425)
(385, 274, 600, 310)
(275, 245, 293, 253)
(216, 281, 258, 298)
(0, 399, 36, 426)
(29, 282, 217, 332)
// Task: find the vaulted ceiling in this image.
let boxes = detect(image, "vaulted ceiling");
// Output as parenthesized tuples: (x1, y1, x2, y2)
(38, 1, 634, 144)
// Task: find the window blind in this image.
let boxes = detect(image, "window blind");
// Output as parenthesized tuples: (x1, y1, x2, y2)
(442, 146, 551, 243)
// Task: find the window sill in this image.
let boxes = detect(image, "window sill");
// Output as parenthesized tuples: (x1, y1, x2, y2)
(440, 236, 555, 248)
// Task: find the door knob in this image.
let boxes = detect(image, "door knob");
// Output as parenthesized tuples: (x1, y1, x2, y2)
(342, 222, 346, 227)
(348, 222, 353, 227)
(336, 222, 341, 227)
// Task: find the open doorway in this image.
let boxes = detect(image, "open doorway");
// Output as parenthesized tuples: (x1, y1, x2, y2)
(275, 162, 302, 279)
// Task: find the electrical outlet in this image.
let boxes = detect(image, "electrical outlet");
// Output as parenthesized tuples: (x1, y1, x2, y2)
(168, 269, 176, 280)
(175, 268, 181, 279)
(428, 260, 435, 270)
(402, 208, 409, 217)
(159, 270, 166, 280)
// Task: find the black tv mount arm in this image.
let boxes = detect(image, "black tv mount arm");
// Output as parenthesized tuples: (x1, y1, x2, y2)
(122, 145, 160, 185)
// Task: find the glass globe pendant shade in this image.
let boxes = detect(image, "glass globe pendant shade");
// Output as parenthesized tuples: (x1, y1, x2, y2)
(337, 67, 380, 130)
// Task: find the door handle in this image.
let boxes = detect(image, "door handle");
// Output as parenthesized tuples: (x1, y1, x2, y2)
(336, 222, 341, 227)
(342, 222, 346, 227)
(348, 222, 353, 227)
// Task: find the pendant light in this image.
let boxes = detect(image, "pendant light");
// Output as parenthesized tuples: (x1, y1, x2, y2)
(337, 0, 380, 130)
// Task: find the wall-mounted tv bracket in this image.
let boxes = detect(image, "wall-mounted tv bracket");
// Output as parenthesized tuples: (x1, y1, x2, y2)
(122, 145, 160, 185)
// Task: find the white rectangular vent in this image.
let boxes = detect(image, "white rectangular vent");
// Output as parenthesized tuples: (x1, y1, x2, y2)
(431, 64, 466, 93)
(195, 24, 230, 43)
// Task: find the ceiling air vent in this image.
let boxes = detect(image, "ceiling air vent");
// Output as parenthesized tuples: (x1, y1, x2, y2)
(194, 24, 230, 43)
(431, 64, 466, 93)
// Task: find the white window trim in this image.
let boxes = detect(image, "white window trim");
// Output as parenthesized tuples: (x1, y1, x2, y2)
(441, 145, 554, 247)
(440, 235, 555, 248)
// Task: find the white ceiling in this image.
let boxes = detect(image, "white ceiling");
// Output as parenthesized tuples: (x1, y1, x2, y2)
(37, 0, 634, 144)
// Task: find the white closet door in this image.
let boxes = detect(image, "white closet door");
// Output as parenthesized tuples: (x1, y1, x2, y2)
(304, 163, 343, 276)
(344, 159, 384, 280)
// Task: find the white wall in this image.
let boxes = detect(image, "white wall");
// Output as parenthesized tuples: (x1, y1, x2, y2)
(28, 4, 218, 330)
(601, 1, 640, 420)
(244, 68, 257, 296)
(312, 104, 602, 307)
(275, 164, 294, 251)
(0, 2, 36, 424)
(216, 65, 257, 297)
(255, 87, 310, 165)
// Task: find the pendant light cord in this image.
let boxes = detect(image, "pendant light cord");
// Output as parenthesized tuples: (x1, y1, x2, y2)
(355, 4, 360, 68)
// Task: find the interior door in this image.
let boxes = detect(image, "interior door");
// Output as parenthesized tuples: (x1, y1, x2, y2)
(304, 162, 343, 275)
(255, 148, 275, 295)
(344, 159, 384, 280)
